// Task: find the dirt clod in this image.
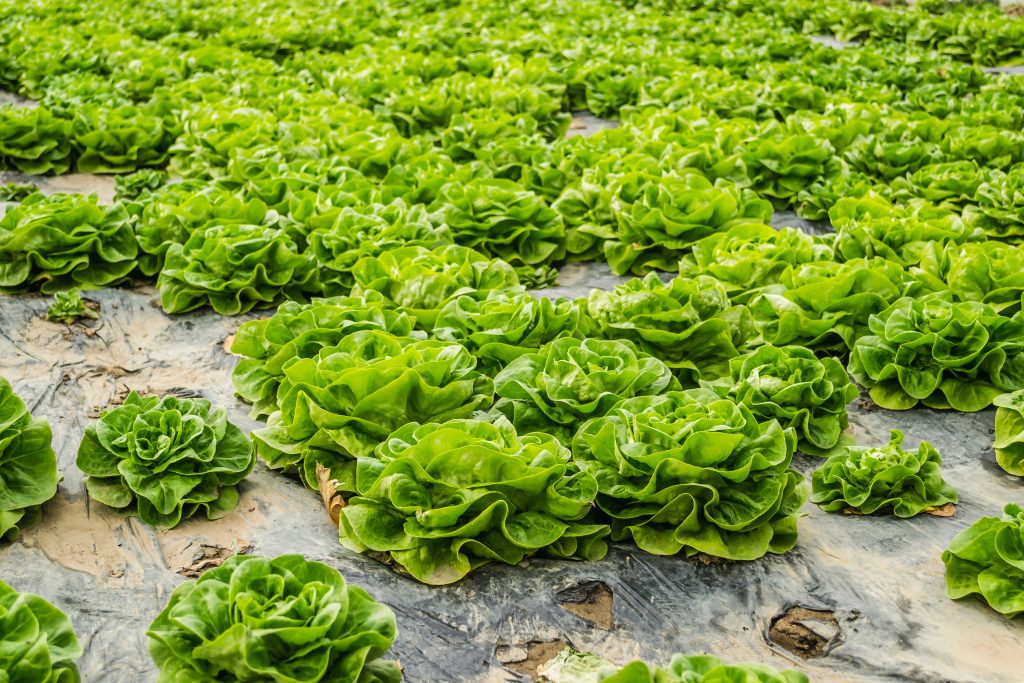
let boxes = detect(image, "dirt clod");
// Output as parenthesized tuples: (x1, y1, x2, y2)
(555, 580, 613, 629)
(768, 606, 842, 659)
(496, 639, 568, 678)
(177, 541, 254, 578)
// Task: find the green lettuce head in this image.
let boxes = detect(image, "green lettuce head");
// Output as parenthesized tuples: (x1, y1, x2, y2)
(46, 288, 99, 325)
(430, 178, 566, 268)
(351, 245, 522, 330)
(595, 653, 808, 683)
(148, 554, 400, 682)
(230, 292, 420, 419)
(493, 336, 679, 443)
(607, 172, 772, 275)
(432, 290, 583, 375)
(571, 388, 806, 560)
(580, 273, 753, 384)
(943, 503, 1024, 618)
(0, 579, 82, 682)
(744, 133, 834, 207)
(848, 293, 1024, 411)
(158, 223, 318, 315)
(77, 392, 256, 528)
(811, 430, 957, 517)
(0, 193, 138, 293)
(339, 418, 608, 584)
(965, 165, 1024, 240)
(678, 225, 834, 304)
(718, 345, 859, 454)
(252, 331, 494, 491)
(0, 105, 72, 174)
(914, 241, 1024, 314)
(309, 202, 452, 296)
(994, 390, 1024, 476)
(0, 377, 58, 541)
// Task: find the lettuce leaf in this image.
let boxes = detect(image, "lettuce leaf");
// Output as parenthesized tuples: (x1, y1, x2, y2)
(943, 503, 1024, 618)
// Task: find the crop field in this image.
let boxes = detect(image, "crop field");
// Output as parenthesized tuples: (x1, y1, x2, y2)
(3, 0, 1024, 681)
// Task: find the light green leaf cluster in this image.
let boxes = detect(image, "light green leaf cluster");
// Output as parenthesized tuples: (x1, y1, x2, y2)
(77, 392, 256, 528)
(811, 430, 958, 517)
(148, 554, 400, 682)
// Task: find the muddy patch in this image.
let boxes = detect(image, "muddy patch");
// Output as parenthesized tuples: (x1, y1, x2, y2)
(555, 580, 613, 629)
(767, 606, 843, 659)
(497, 639, 570, 679)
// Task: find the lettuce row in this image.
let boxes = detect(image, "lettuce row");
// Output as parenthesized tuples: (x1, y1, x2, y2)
(0, 193, 138, 293)
(147, 554, 400, 682)
(580, 273, 753, 384)
(0, 579, 82, 683)
(811, 430, 958, 517)
(848, 293, 1024, 411)
(492, 336, 679, 444)
(338, 418, 609, 585)
(252, 331, 494, 491)
(77, 392, 256, 528)
(715, 345, 858, 454)
(993, 390, 1024, 476)
(230, 292, 421, 419)
(0, 377, 59, 541)
(943, 503, 1024, 618)
(571, 388, 806, 560)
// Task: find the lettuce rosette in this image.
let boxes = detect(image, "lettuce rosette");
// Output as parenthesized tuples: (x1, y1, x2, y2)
(717, 345, 858, 454)
(132, 183, 281, 277)
(574, 652, 808, 683)
(811, 430, 957, 517)
(351, 245, 522, 330)
(148, 554, 400, 682)
(158, 223, 318, 315)
(943, 503, 1024, 618)
(829, 195, 985, 267)
(0, 377, 59, 541)
(677, 225, 833, 304)
(338, 418, 609, 585)
(432, 290, 583, 375)
(580, 273, 753, 384)
(253, 331, 494, 490)
(46, 288, 98, 325)
(570, 388, 806, 560)
(492, 337, 679, 443)
(71, 104, 175, 173)
(848, 293, 1024, 411)
(889, 160, 987, 210)
(0, 193, 138, 293)
(309, 202, 452, 296)
(231, 292, 420, 419)
(77, 392, 256, 528)
(994, 390, 1024, 476)
(914, 241, 1024, 314)
(0, 579, 82, 683)
(743, 133, 834, 207)
(429, 178, 566, 269)
(748, 257, 921, 354)
(606, 172, 773, 275)
(0, 105, 72, 174)
(114, 168, 168, 201)
(965, 165, 1024, 240)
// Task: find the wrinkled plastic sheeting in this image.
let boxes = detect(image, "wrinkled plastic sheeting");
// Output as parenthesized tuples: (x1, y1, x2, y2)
(1, 269, 1024, 683)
